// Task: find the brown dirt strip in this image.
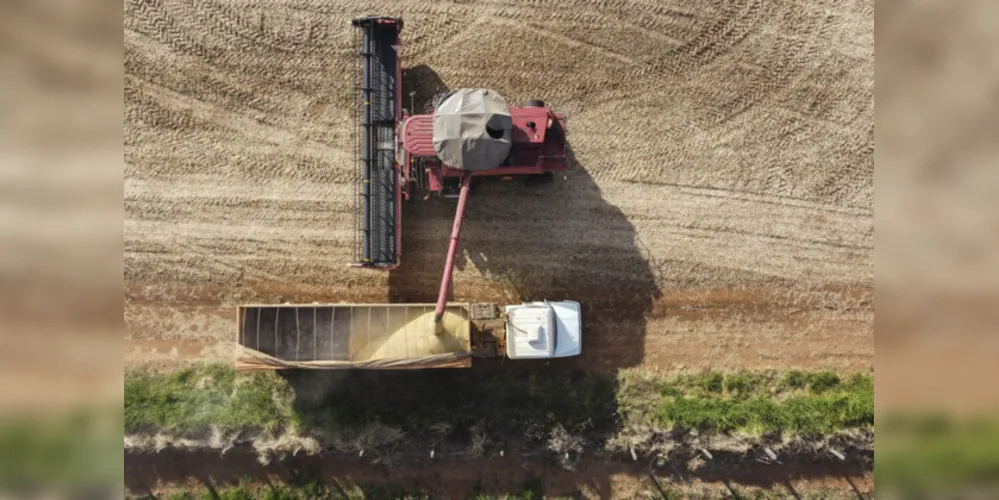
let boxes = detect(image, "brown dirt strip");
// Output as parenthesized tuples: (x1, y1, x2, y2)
(126, 284, 872, 374)
(125, 448, 873, 499)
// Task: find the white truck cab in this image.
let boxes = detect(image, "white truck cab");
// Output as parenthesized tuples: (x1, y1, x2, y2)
(504, 300, 582, 359)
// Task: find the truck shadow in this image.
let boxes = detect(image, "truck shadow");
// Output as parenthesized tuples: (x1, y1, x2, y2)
(280, 366, 618, 453)
(266, 366, 622, 497)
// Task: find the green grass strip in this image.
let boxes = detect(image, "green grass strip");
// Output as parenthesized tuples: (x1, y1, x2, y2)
(124, 365, 873, 438)
(0, 406, 122, 491)
(877, 414, 999, 492)
(621, 370, 873, 437)
(125, 365, 296, 433)
(653, 372, 873, 436)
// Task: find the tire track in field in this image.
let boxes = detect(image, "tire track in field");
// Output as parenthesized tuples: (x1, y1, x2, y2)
(126, 0, 216, 60)
(651, 0, 765, 76)
(129, 75, 345, 158)
(178, 0, 303, 54)
(126, 75, 354, 182)
(487, 16, 643, 67)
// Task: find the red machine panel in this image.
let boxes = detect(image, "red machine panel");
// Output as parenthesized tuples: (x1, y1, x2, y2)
(401, 114, 436, 157)
(509, 107, 550, 145)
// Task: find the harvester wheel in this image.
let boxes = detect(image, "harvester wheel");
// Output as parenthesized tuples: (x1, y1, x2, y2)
(520, 99, 545, 108)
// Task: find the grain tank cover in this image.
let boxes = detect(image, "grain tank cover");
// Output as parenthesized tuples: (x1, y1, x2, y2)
(432, 88, 513, 170)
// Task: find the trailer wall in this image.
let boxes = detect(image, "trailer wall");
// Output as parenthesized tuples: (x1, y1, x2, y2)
(236, 303, 471, 370)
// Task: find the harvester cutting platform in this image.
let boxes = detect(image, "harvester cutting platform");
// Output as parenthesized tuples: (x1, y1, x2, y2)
(235, 16, 580, 370)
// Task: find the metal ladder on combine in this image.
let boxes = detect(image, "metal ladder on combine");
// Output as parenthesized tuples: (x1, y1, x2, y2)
(352, 17, 401, 268)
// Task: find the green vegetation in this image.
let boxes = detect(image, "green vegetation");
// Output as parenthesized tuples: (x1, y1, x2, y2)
(878, 414, 999, 493)
(651, 371, 873, 436)
(125, 365, 296, 434)
(620, 369, 873, 437)
(0, 406, 122, 491)
(124, 365, 873, 442)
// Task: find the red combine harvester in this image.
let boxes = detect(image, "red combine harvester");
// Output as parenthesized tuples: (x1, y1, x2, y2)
(349, 16, 569, 324)
(233, 16, 580, 370)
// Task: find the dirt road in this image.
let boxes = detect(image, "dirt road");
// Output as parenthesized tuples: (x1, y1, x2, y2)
(124, 0, 873, 372)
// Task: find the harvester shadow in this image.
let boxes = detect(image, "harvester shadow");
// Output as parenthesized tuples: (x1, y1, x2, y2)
(275, 366, 619, 498)
(387, 142, 662, 373)
(280, 366, 618, 450)
(401, 64, 449, 115)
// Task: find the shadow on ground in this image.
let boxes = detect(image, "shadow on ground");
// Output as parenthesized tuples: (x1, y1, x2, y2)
(280, 367, 618, 450)
(401, 64, 449, 115)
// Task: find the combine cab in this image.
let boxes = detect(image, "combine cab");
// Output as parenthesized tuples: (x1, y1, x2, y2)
(234, 16, 580, 370)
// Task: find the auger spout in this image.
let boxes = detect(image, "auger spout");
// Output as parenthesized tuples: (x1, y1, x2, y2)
(433, 170, 474, 327)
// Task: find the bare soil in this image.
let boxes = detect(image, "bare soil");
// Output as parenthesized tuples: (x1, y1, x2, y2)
(125, 448, 873, 500)
(124, 0, 872, 495)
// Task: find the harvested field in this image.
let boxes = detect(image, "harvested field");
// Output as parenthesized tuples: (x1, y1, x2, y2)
(124, 0, 873, 374)
(124, 0, 873, 495)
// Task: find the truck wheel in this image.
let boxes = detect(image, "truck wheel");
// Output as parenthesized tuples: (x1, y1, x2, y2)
(520, 99, 545, 108)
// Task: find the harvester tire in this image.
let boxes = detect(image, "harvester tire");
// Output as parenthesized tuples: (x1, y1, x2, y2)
(520, 99, 545, 108)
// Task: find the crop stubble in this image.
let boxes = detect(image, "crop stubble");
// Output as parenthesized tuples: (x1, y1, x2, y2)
(124, 0, 873, 372)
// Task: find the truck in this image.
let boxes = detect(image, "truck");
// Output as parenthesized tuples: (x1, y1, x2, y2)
(236, 301, 581, 370)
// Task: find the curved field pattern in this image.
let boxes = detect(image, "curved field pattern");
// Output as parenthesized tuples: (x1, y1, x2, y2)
(124, 0, 873, 373)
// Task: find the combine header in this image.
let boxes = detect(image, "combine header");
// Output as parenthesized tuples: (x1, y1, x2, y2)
(235, 16, 579, 370)
(352, 16, 402, 269)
